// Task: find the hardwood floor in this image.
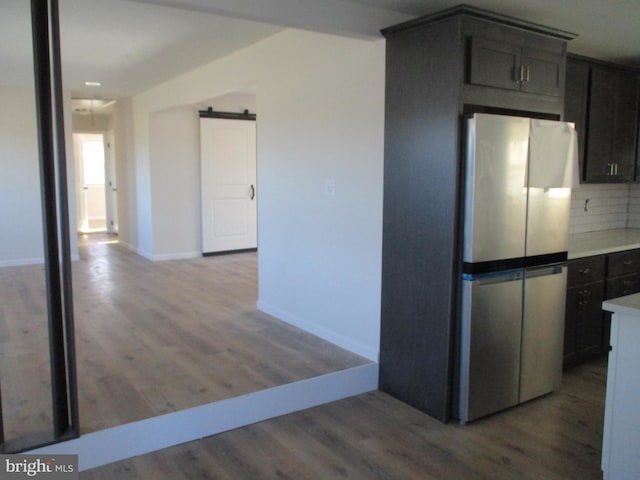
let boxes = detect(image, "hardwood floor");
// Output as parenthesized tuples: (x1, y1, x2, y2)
(81, 358, 607, 479)
(0, 234, 367, 441)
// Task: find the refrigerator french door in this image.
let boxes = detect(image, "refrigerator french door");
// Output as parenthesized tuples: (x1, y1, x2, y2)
(457, 113, 575, 423)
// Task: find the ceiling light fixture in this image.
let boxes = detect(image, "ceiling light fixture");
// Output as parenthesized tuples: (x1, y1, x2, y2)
(84, 81, 101, 87)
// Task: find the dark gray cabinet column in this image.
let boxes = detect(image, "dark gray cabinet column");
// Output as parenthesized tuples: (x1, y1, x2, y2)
(380, 6, 573, 422)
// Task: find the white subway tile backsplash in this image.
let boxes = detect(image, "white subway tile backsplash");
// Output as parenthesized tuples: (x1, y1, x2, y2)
(627, 184, 640, 229)
(569, 183, 630, 234)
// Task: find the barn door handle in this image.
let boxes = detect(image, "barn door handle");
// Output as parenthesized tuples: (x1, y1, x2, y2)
(250, 184, 255, 200)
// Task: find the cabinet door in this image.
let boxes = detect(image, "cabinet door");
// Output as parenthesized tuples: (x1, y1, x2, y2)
(564, 282, 605, 368)
(607, 249, 640, 277)
(579, 281, 605, 359)
(469, 36, 521, 91)
(521, 47, 564, 96)
(563, 285, 580, 368)
(636, 77, 640, 181)
(605, 273, 640, 299)
(585, 66, 638, 182)
(564, 59, 589, 179)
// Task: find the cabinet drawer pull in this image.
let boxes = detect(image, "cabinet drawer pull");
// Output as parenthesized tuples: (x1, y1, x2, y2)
(579, 267, 590, 275)
(623, 260, 633, 267)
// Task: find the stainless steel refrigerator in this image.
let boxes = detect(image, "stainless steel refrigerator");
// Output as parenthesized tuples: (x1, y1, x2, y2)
(457, 113, 577, 423)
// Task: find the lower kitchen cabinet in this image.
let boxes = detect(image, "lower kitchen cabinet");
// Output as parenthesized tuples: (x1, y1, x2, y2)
(564, 281, 605, 367)
(564, 256, 606, 369)
(565, 248, 640, 369)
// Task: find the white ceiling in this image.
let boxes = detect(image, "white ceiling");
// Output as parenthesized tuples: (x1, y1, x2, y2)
(1, 0, 639, 100)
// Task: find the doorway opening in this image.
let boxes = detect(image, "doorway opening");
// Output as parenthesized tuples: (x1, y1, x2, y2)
(73, 132, 117, 234)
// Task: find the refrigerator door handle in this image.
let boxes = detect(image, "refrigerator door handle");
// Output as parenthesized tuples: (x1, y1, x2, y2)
(463, 270, 523, 285)
(525, 264, 565, 279)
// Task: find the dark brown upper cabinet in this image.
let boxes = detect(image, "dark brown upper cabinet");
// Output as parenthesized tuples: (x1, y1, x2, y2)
(564, 56, 639, 183)
(469, 36, 564, 96)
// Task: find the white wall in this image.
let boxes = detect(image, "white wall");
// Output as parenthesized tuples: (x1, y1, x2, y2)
(0, 86, 44, 266)
(72, 113, 111, 132)
(149, 107, 202, 258)
(132, 29, 385, 360)
(111, 98, 137, 250)
(0, 86, 78, 266)
(132, 44, 258, 258)
(198, 93, 256, 114)
(255, 30, 385, 360)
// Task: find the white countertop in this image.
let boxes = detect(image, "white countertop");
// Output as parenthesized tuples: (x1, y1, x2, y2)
(603, 292, 640, 316)
(568, 228, 640, 259)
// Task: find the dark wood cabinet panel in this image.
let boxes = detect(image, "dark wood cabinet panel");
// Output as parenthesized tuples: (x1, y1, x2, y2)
(636, 77, 640, 180)
(565, 56, 640, 183)
(605, 273, 640, 299)
(468, 37, 564, 96)
(571, 282, 605, 360)
(564, 256, 606, 369)
(469, 36, 521, 91)
(567, 254, 606, 286)
(380, 5, 572, 423)
(563, 286, 579, 367)
(607, 249, 640, 277)
(563, 59, 589, 173)
(565, 249, 640, 369)
(521, 47, 564, 96)
(585, 66, 638, 182)
(579, 282, 606, 358)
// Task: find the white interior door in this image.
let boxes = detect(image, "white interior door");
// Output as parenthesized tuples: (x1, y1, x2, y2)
(200, 117, 257, 254)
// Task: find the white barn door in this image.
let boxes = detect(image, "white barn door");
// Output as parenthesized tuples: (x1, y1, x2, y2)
(200, 117, 257, 254)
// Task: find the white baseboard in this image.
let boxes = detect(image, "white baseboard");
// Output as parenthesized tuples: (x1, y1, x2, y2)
(0, 257, 44, 267)
(0, 254, 80, 268)
(257, 301, 379, 362)
(152, 251, 200, 261)
(28, 363, 379, 472)
(116, 241, 198, 262)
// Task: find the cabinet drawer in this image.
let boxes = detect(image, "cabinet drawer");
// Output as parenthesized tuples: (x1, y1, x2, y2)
(607, 249, 640, 277)
(567, 256, 606, 287)
(605, 273, 640, 300)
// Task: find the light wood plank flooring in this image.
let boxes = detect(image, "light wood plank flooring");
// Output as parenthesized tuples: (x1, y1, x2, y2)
(81, 357, 606, 479)
(0, 234, 368, 440)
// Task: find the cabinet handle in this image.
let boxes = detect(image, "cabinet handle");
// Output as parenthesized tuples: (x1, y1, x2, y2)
(579, 267, 590, 276)
(518, 65, 528, 83)
(578, 289, 591, 305)
(577, 290, 584, 305)
(623, 260, 633, 267)
(524, 65, 530, 82)
(615, 163, 619, 175)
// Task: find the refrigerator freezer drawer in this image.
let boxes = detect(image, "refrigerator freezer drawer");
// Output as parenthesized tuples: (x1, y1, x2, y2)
(519, 265, 567, 403)
(459, 270, 523, 422)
